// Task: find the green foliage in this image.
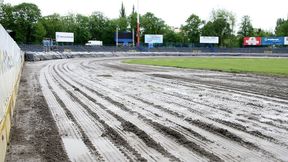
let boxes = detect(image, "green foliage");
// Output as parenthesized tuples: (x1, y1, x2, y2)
(0, 2, 286, 46)
(33, 21, 46, 43)
(163, 28, 182, 44)
(14, 3, 41, 43)
(238, 15, 254, 37)
(74, 14, 91, 44)
(0, 4, 14, 29)
(116, 17, 129, 32)
(211, 9, 236, 31)
(0, 3, 41, 43)
(120, 2, 126, 18)
(201, 9, 235, 46)
(275, 18, 288, 36)
(141, 12, 167, 35)
(41, 14, 65, 38)
(125, 58, 288, 76)
(180, 14, 203, 43)
(255, 28, 273, 37)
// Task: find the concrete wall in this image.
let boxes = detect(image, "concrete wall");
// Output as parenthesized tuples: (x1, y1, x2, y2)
(0, 24, 24, 162)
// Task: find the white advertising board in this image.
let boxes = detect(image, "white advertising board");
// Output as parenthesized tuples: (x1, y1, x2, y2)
(285, 37, 288, 45)
(145, 35, 163, 44)
(200, 36, 219, 44)
(56, 32, 74, 42)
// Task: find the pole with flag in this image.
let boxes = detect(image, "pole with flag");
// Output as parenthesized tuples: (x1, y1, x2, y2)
(136, 0, 140, 48)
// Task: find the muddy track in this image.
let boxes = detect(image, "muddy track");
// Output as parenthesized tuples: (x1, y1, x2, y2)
(9, 57, 288, 162)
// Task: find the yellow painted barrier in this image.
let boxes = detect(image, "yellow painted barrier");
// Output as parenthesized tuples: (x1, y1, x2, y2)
(0, 24, 24, 162)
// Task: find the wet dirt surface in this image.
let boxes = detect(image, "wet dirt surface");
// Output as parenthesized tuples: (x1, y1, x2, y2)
(6, 57, 288, 162)
(5, 62, 69, 162)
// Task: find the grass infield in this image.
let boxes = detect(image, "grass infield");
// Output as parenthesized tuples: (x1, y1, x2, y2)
(124, 57, 288, 76)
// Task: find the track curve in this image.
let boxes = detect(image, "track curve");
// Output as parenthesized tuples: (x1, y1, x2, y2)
(39, 57, 288, 162)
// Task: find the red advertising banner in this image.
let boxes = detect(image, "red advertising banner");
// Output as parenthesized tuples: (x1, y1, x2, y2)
(243, 37, 261, 46)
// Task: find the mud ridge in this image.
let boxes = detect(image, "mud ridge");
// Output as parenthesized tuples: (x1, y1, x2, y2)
(54, 70, 179, 161)
(143, 118, 223, 162)
(151, 74, 288, 102)
(186, 118, 261, 150)
(45, 74, 103, 161)
(58, 63, 228, 161)
(213, 119, 277, 142)
(51, 68, 147, 162)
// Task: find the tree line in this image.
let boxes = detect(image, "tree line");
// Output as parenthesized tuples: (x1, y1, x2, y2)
(0, 2, 288, 47)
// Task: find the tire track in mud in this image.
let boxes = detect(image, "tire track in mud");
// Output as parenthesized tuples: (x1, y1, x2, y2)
(40, 67, 97, 162)
(151, 74, 288, 104)
(76, 60, 288, 160)
(55, 62, 218, 162)
(47, 66, 134, 162)
(54, 63, 206, 161)
(91, 65, 288, 147)
(51, 63, 177, 162)
(58, 61, 271, 161)
(212, 119, 277, 142)
(76, 61, 284, 145)
(51, 78, 145, 162)
(44, 65, 132, 162)
(44, 73, 103, 161)
(40, 58, 288, 162)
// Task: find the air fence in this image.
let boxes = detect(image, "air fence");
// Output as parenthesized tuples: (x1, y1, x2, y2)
(0, 24, 24, 162)
(20, 45, 288, 61)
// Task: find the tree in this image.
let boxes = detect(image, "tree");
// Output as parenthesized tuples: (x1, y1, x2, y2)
(255, 28, 273, 37)
(0, 4, 15, 30)
(13, 3, 41, 43)
(141, 12, 166, 35)
(116, 17, 128, 32)
(74, 14, 91, 44)
(40, 14, 65, 39)
(116, 2, 128, 32)
(163, 27, 182, 44)
(238, 15, 254, 37)
(89, 12, 107, 41)
(33, 21, 46, 43)
(128, 5, 137, 30)
(180, 14, 203, 43)
(201, 19, 232, 47)
(211, 9, 236, 32)
(102, 19, 117, 45)
(0, 0, 4, 18)
(201, 9, 235, 47)
(120, 2, 126, 18)
(201, 21, 216, 36)
(275, 18, 288, 36)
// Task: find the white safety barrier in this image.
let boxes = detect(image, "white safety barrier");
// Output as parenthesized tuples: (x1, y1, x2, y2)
(0, 24, 24, 162)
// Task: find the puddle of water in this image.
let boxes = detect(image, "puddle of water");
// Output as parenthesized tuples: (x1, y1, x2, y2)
(62, 137, 91, 161)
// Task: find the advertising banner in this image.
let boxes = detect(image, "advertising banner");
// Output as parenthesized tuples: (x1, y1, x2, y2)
(114, 32, 133, 43)
(145, 35, 163, 44)
(261, 37, 284, 45)
(243, 37, 261, 46)
(200, 36, 219, 44)
(284, 37, 288, 45)
(56, 32, 74, 42)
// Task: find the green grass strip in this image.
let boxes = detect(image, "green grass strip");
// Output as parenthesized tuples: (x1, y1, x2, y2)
(124, 57, 288, 76)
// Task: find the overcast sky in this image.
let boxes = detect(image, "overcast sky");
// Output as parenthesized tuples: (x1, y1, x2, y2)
(4, 0, 288, 32)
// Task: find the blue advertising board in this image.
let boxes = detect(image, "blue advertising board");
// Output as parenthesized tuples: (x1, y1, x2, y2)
(114, 32, 133, 43)
(261, 37, 284, 45)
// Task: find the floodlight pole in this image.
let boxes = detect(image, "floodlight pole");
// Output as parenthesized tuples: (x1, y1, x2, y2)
(136, 0, 140, 48)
